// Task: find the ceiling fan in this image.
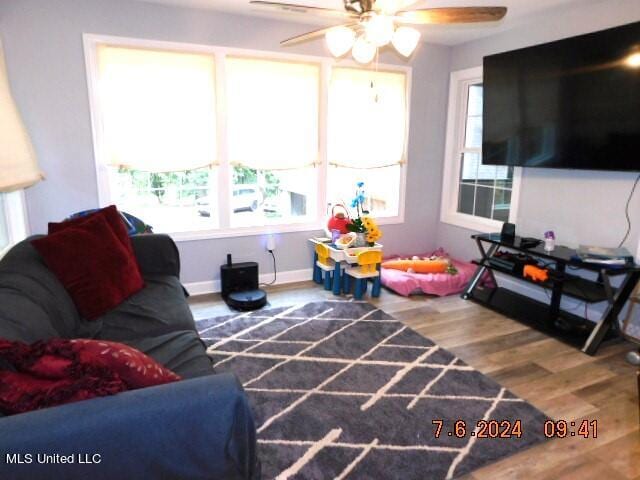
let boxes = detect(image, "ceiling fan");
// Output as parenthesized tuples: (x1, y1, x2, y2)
(249, 0, 507, 63)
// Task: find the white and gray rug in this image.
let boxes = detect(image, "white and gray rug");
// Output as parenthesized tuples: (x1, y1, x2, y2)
(196, 300, 548, 480)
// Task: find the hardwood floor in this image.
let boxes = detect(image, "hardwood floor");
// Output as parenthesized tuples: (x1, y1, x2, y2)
(189, 282, 640, 480)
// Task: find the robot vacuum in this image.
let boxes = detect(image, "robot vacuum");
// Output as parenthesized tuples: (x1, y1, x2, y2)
(226, 289, 267, 311)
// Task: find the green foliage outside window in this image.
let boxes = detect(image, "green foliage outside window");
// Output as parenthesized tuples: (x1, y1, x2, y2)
(118, 165, 282, 205)
(118, 167, 210, 203)
(232, 166, 280, 198)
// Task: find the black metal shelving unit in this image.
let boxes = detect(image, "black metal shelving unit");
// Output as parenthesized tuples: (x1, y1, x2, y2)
(462, 233, 640, 355)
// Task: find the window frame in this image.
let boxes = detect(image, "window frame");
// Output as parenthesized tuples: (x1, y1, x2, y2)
(83, 34, 410, 241)
(0, 190, 29, 258)
(440, 66, 521, 233)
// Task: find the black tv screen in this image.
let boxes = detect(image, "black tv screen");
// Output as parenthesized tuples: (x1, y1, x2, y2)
(483, 21, 640, 171)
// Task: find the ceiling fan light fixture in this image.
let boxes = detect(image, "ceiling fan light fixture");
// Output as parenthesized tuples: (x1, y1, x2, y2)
(625, 51, 640, 68)
(352, 35, 377, 64)
(374, 0, 399, 15)
(326, 26, 356, 57)
(392, 26, 421, 57)
(365, 14, 395, 47)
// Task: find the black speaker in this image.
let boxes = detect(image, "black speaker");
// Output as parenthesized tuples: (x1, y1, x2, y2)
(221, 257, 259, 299)
(501, 222, 516, 242)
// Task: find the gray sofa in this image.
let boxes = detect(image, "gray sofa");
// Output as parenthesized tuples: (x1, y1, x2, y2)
(0, 234, 258, 480)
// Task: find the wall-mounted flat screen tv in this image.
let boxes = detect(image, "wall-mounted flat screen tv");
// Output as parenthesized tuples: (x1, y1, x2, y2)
(483, 21, 640, 171)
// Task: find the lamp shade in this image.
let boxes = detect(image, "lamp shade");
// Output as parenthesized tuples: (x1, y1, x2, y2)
(626, 52, 640, 68)
(0, 41, 42, 192)
(365, 14, 395, 48)
(352, 36, 377, 64)
(326, 26, 356, 57)
(392, 27, 421, 57)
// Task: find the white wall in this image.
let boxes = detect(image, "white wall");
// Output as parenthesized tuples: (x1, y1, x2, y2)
(437, 0, 640, 260)
(0, 0, 452, 286)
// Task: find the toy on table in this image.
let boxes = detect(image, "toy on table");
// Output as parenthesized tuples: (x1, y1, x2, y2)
(523, 265, 549, 282)
(327, 205, 351, 235)
(382, 256, 456, 275)
(334, 232, 357, 249)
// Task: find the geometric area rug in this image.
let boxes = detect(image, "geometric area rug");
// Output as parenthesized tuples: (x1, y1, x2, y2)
(196, 300, 549, 479)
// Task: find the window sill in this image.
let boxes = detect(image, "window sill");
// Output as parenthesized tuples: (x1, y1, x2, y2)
(165, 214, 405, 242)
(440, 211, 503, 234)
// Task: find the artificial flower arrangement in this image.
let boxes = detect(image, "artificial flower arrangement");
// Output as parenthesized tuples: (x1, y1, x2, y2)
(346, 182, 382, 246)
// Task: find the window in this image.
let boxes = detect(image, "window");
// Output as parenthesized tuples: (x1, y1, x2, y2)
(111, 167, 217, 232)
(327, 67, 407, 218)
(225, 57, 319, 227)
(94, 44, 218, 233)
(0, 191, 28, 256)
(0, 195, 9, 252)
(85, 36, 409, 238)
(440, 67, 520, 232)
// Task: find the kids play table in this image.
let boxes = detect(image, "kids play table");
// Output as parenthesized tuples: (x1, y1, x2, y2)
(308, 238, 383, 295)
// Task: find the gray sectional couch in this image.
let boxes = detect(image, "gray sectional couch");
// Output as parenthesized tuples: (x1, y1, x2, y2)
(0, 234, 259, 480)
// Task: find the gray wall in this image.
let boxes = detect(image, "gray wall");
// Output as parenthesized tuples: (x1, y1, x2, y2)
(0, 0, 451, 285)
(436, 0, 640, 260)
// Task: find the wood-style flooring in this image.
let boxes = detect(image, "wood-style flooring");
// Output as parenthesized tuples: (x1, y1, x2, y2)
(189, 282, 640, 480)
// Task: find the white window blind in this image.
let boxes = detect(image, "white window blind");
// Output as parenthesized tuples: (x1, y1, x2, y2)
(225, 57, 320, 170)
(328, 67, 407, 169)
(0, 41, 43, 192)
(96, 45, 217, 172)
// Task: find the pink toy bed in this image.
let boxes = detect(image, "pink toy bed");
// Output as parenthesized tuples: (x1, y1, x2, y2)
(381, 248, 488, 297)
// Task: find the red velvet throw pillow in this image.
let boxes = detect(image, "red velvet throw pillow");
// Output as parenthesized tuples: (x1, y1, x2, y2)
(31, 212, 145, 320)
(48, 205, 134, 256)
(0, 338, 181, 415)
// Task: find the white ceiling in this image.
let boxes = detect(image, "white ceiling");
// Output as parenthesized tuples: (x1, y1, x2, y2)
(135, 0, 595, 45)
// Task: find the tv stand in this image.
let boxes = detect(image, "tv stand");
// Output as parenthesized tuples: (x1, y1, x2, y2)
(462, 233, 640, 355)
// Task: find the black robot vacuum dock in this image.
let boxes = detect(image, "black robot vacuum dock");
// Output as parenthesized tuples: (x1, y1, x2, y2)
(221, 254, 267, 311)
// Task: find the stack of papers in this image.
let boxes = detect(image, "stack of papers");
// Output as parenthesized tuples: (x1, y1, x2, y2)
(577, 245, 634, 265)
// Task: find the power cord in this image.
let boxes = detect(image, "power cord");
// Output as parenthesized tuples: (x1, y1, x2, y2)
(618, 173, 640, 248)
(541, 285, 585, 312)
(260, 250, 277, 287)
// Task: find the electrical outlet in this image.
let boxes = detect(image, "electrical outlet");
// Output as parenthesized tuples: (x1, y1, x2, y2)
(266, 235, 276, 252)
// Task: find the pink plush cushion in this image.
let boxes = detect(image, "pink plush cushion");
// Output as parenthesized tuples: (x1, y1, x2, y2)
(380, 249, 491, 297)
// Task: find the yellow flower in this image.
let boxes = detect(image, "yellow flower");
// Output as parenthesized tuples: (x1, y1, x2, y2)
(361, 216, 382, 242)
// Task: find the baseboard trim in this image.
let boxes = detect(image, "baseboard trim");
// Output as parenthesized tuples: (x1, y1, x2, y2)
(184, 268, 314, 296)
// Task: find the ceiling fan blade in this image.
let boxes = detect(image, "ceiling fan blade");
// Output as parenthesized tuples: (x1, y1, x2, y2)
(281, 24, 357, 46)
(250, 1, 359, 20)
(396, 7, 507, 24)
